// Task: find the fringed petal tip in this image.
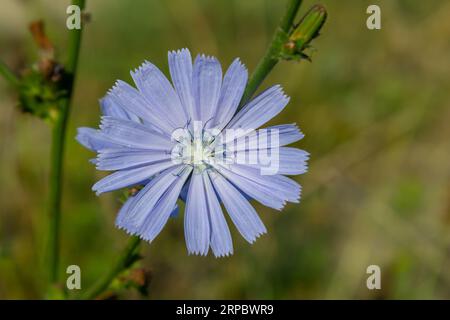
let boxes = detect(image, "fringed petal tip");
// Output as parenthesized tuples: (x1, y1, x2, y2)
(187, 248, 234, 258)
(115, 221, 155, 243)
(246, 229, 267, 244)
(195, 53, 220, 64)
(168, 47, 192, 58)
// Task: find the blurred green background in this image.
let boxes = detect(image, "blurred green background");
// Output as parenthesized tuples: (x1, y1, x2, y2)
(1, 0, 449, 299)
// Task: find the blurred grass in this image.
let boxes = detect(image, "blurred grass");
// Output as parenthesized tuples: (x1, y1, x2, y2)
(0, 0, 450, 299)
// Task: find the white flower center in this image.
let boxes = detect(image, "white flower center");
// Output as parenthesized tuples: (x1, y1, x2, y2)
(172, 130, 220, 173)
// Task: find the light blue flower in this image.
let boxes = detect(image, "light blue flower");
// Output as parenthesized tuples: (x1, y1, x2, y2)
(76, 48, 308, 257)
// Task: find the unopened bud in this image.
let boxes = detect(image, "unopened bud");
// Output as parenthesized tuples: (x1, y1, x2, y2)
(282, 4, 327, 60)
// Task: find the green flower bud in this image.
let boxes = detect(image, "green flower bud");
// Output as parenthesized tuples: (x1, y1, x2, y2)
(282, 4, 327, 61)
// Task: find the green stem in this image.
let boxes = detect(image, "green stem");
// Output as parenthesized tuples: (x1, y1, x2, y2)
(0, 60, 20, 88)
(239, 0, 302, 108)
(48, 0, 86, 286)
(79, 236, 141, 300)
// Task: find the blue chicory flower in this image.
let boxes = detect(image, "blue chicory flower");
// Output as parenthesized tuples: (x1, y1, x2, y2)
(76, 48, 308, 257)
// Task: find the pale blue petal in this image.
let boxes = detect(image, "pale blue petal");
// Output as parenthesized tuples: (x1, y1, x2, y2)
(204, 171, 233, 257)
(99, 116, 173, 151)
(116, 166, 191, 242)
(229, 124, 304, 151)
(100, 95, 140, 122)
(232, 147, 309, 175)
(213, 58, 248, 130)
(272, 147, 309, 175)
(96, 148, 172, 171)
(269, 124, 304, 146)
(209, 170, 266, 243)
(184, 173, 210, 256)
(168, 49, 196, 122)
(227, 85, 289, 131)
(108, 80, 174, 134)
(131, 61, 188, 127)
(138, 167, 191, 242)
(116, 195, 135, 227)
(76, 127, 122, 152)
(213, 164, 286, 210)
(118, 166, 188, 229)
(193, 54, 222, 122)
(92, 161, 177, 195)
(219, 164, 301, 203)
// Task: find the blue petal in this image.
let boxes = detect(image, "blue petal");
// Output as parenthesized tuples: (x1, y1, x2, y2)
(230, 124, 304, 151)
(116, 193, 179, 226)
(108, 80, 175, 134)
(96, 148, 172, 171)
(227, 85, 289, 131)
(92, 161, 177, 195)
(209, 170, 266, 243)
(76, 127, 122, 152)
(213, 58, 248, 130)
(168, 49, 196, 123)
(99, 116, 173, 151)
(242, 164, 301, 202)
(131, 61, 188, 128)
(213, 164, 286, 210)
(233, 147, 309, 175)
(271, 147, 309, 175)
(185, 173, 210, 256)
(268, 124, 304, 146)
(138, 168, 191, 241)
(204, 172, 233, 257)
(117, 166, 188, 229)
(192, 54, 222, 123)
(218, 164, 301, 204)
(100, 95, 140, 122)
(116, 195, 135, 227)
(116, 166, 191, 242)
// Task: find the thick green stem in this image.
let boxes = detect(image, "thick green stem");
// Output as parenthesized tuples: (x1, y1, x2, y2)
(48, 0, 86, 285)
(0, 60, 20, 88)
(79, 236, 141, 300)
(239, 0, 302, 108)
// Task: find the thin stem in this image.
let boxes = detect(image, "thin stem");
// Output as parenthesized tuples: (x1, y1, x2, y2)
(239, 0, 302, 108)
(0, 60, 20, 88)
(79, 236, 142, 300)
(48, 0, 86, 285)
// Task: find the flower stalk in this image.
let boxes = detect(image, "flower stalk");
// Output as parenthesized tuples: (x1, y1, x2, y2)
(48, 0, 86, 286)
(79, 236, 141, 300)
(239, 0, 303, 107)
(239, 1, 327, 108)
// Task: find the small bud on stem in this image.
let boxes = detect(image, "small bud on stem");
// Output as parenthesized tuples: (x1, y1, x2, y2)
(282, 4, 327, 60)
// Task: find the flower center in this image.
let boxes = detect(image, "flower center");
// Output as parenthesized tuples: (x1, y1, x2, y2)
(172, 130, 219, 173)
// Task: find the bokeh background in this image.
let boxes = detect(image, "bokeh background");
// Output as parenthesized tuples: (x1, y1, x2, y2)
(1, 0, 449, 299)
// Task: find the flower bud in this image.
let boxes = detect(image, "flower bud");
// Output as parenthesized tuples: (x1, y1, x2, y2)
(282, 4, 327, 60)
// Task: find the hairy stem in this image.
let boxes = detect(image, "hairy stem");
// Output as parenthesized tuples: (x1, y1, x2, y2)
(0, 60, 20, 88)
(48, 0, 86, 286)
(239, 0, 302, 108)
(79, 236, 142, 300)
